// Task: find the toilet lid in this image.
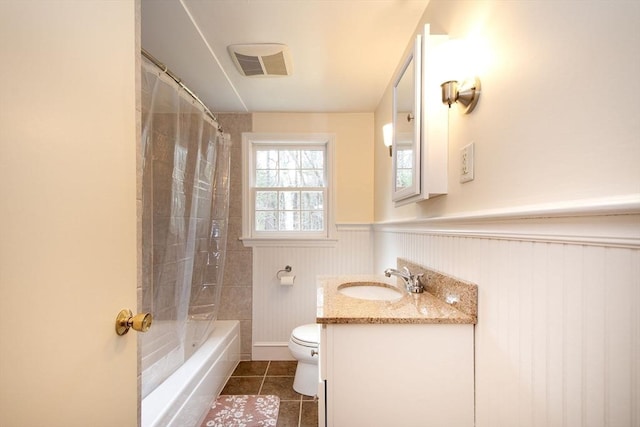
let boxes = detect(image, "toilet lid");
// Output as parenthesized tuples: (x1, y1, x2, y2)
(291, 324, 319, 346)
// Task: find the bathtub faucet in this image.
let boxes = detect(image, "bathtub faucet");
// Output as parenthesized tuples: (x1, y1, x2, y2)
(384, 266, 424, 294)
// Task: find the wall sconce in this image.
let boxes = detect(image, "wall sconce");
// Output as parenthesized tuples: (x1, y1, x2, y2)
(382, 123, 393, 157)
(441, 77, 481, 114)
(436, 37, 485, 114)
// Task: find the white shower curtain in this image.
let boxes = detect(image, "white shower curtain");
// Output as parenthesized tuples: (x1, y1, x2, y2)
(139, 57, 230, 398)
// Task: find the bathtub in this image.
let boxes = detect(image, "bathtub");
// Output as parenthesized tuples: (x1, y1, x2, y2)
(142, 320, 240, 427)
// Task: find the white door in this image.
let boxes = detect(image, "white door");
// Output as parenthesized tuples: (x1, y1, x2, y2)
(0, 2, 139, 426)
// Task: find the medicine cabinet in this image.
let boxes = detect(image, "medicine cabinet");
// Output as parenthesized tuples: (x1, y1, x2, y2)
(391, 24, 449, 206)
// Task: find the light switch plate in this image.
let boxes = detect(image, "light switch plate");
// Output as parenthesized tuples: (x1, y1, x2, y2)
(460, 143, 474, 183)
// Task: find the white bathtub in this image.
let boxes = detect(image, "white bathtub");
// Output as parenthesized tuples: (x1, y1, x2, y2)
(142, 320, 240, 427)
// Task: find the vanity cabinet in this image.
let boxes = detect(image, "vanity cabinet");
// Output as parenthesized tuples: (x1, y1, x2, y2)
(319, 323, 474, 427)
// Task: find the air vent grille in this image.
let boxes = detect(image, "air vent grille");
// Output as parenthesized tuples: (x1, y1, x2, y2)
(261, 52, 288, 76)
(234, 53, 264, 76)
(228, 44, 292, 77)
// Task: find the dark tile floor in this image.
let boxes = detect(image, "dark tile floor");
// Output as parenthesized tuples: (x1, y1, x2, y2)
(220, 360, 318, 427)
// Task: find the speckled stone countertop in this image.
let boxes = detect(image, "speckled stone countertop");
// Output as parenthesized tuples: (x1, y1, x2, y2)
(316, 274, 477, 325)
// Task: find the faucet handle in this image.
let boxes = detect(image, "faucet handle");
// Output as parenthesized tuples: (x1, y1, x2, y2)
(410, 273, 425, 293)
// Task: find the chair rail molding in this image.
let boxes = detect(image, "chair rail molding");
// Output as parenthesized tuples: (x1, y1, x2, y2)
(374, 194, 640, 248)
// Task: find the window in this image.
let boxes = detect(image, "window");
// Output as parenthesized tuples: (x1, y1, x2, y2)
(395, 146, 413, 189)
(242, 133, 335, 245)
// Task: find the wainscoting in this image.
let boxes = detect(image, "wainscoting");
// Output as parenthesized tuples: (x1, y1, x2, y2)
(251, 225, 374, 360)
(251, 198, 639, 426)
(373, 206, 639, 427)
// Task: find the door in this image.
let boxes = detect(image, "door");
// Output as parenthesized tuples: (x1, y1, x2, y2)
(0, 2, 139, 426)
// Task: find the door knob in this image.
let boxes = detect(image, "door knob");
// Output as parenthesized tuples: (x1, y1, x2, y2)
(115, 309, 152, 336)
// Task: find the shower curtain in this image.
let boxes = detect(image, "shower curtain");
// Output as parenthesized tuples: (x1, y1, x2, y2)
(140, 57, 231, 398)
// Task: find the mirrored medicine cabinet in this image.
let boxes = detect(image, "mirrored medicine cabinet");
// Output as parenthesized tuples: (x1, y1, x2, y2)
(391, 24, 449, 206)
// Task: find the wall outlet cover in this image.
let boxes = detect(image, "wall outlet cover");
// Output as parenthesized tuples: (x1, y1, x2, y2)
(460, 142, 474, 183)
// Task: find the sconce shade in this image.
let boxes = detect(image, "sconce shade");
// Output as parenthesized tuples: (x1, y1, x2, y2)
(441, 77, 481, 114)
(382, 123, 393, 157)
(441, 80, 458, 107)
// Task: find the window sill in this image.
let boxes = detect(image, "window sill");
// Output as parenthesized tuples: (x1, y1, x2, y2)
(239, 237, 338, 248)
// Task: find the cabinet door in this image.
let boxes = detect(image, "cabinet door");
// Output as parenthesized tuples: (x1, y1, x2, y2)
(318, 325, 327, 427)
(324, 324, 474, 427)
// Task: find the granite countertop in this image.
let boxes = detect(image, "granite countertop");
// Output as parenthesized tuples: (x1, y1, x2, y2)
(316, 274, 476, 325)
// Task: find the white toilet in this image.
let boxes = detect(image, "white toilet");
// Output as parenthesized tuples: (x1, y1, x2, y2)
(288, 323, 320, 396)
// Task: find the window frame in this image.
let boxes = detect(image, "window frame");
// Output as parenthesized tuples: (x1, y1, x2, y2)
(241, 132, 336, 247)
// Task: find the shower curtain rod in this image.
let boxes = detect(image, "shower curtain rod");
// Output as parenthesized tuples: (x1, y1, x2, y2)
(142, 48, 222, 133)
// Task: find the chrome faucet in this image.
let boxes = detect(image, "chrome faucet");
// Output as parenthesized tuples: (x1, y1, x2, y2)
(384, 266, 424, 294)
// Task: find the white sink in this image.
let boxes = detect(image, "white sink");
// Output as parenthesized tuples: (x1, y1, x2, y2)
(338, 282, 403, 301)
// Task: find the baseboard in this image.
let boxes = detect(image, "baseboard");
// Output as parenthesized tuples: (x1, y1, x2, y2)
(252, 342, 295, 361)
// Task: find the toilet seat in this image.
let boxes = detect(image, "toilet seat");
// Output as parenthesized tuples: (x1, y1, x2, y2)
(291, 324, 319, 348)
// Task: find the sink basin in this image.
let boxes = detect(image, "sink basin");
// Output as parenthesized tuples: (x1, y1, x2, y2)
(338, 282, 403, 301)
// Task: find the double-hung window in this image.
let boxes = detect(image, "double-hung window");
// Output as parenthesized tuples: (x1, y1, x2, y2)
(242, 133, 335, 244)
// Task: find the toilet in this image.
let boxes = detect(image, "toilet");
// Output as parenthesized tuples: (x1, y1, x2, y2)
(288, 323, 320, 396)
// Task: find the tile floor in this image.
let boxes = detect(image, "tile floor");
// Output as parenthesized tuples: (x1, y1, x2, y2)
(220, 360, 318, 427)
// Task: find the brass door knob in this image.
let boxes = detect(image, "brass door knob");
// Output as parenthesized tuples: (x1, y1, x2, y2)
(115, 309, 152, 336)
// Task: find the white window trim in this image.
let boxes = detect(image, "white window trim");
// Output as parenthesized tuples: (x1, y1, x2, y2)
(241, 132, 337, 247)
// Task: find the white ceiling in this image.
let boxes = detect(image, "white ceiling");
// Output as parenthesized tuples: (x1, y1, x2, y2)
(141, 0, 429, 113)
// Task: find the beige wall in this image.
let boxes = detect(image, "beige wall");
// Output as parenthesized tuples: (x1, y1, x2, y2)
(374, 0, 640, 222)
(253, 112, 375, 223)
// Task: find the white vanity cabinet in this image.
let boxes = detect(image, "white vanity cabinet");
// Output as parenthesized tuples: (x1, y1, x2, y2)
(319, 323, 474, 427)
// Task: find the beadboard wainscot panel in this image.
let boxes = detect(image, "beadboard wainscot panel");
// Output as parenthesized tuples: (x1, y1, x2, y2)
(251, 224, 373, 359)
(372, 196, 640, 427)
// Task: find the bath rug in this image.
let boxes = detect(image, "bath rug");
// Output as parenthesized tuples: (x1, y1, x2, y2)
(200, 395, 280, 427)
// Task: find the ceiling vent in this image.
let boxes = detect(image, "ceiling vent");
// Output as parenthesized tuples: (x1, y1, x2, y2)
(227, 44, 293, 77)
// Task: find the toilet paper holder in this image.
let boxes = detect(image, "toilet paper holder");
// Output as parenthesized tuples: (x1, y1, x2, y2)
(276, 265, 292, 279)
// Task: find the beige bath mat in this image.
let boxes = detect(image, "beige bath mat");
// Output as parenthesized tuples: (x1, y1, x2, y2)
(200, 395, 280, 427)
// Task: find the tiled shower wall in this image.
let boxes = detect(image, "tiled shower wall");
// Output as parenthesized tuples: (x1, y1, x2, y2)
(140, 112, 219, 320)
(216, 113, 253, 360)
